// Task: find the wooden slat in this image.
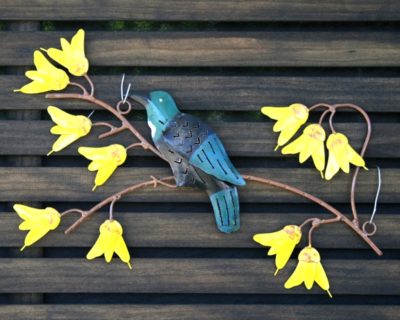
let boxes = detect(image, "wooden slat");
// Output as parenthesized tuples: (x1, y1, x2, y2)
(0, 121, 397, 158)
(4, 75, 400, 112)
(0, 258, 398, 294)
(2, 31, 400, 67)
(0, 305, 398, 320)
(1, 212, 397, 249)
(1, 0, 400, 21)
(0, 167, 397, 203)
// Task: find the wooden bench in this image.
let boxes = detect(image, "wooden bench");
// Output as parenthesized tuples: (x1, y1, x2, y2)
(0, 1, 399, 319)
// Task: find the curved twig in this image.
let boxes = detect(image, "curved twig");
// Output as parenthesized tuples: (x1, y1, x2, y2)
(84, 73, 94, 96)
(92, 122, 127, 139)
(333, 104, 372, 227)
(69, 82, 88, 96)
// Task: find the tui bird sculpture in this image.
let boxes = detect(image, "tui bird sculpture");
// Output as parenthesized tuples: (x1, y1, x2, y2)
(129, 91, 245, 233)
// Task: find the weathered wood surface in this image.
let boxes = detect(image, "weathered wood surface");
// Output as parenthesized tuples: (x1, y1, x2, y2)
(0, 258, 398, 294)
(1, 0, 400, 21)
(0, 167, 396, 203)
(4, 75, 400, 112)
(0, 305, 397, 320)
(2, 31, 400, 67)
(0, 121, 397, 158)
(1, 212, 397, 249)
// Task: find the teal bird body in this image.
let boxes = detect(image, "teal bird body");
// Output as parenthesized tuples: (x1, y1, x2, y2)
(130, 91, 245, 233)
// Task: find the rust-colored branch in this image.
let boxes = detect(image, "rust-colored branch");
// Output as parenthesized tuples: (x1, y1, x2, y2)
(64, 176, 175, 234)
(332, 104, 372, 227)
(84, 73, 94, 96)
(243, 174, 382, 256)
(92, 122, 128, 139)
(69, 82, 88, 96)
(304, 217, 342, 246)
(45, 92, 167, 161)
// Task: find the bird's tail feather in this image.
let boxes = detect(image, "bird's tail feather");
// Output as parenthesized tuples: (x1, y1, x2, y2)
(209, 186, 240, 233)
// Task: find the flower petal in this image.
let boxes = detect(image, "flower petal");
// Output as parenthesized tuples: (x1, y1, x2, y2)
(312, 140, 325, 172)
(24, 227, 50, 248)
(303, 261, 317, 289)
(86, 233, 107, 260)
(52, 134, 81, 153)
(335, 146, 350, 173)
(13, 204, 43, 221)
(34, 50, 59, 75)
(261, 106, 291, 120)
(115, 236, 132, 269)
(79, 146, 112, 161)
(284, 261, 306, 289)
(275, 242, 295, 270)
(104, 233, 118, 263)
(314, 262, 330, 291)
(346, 144, 366, 168)
(14, 80, 53, 94)
(46, 48, 67, 67)
(325, 151, 340, 180)
(277, 124, 302, 147)
(281, 135, 306, 155)
(253, 231, 285, 247)
(48, 106, 80, 129)
(18, 220, 32, 231)
(71, 29, 85, 56)
(95, 162, 118, 187)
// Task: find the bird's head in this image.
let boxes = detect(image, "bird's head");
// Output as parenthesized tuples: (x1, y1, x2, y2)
(129, 91, 180, 139)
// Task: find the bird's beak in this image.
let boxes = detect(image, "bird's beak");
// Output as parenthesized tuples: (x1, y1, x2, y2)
(128, 94, 150, 109)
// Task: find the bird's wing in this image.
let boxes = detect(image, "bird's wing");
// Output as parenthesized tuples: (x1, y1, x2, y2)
(163, 114, 245, 186)
(189, 133, 245, 186)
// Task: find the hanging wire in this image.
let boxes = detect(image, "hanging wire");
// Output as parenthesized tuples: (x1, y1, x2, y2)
(369, 166, 382, 225)
(87, 110, 95, 118)
(120, 73, 132, 104)
(362, 166, 381, 236)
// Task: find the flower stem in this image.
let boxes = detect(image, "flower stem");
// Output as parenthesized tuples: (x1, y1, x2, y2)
(84, 73, 94, 96)
(69, 82, 88, 96)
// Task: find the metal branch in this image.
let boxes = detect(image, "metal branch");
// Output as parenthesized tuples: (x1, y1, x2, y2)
(333, 103, 372, 227)
(84, 73, 94, 96)
(92, 122, 127, 139)
(242, 174, 382, 256)
(45, 91, 167, 161)
(69, 82, 88, 96)
(64, 176, 176, 234)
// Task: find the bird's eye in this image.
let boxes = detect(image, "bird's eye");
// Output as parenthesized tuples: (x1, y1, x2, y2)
(159, 98, 163, 102)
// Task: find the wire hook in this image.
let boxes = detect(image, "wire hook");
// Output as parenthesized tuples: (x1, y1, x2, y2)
(120, 73, 132, 104)
(362, 166, 381, 236)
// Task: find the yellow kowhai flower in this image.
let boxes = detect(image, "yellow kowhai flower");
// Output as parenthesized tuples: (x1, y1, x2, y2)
(325, 132, 367, 180)
(253, 225, 301, 275)
(47, 106, 92, 156)
(43, 29, 89, 76)
(13, 204, 61, 251)
(87, 219, 132, 269)
(261, 104, 309, 150)
(79, 144, 127, 191)
(284, 246, 332, 298)
(14, 50, 70, 94)
(282, 124, 326, 178)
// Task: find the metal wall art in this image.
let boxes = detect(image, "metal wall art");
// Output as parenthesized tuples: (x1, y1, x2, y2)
(12, 29, 383, 297)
